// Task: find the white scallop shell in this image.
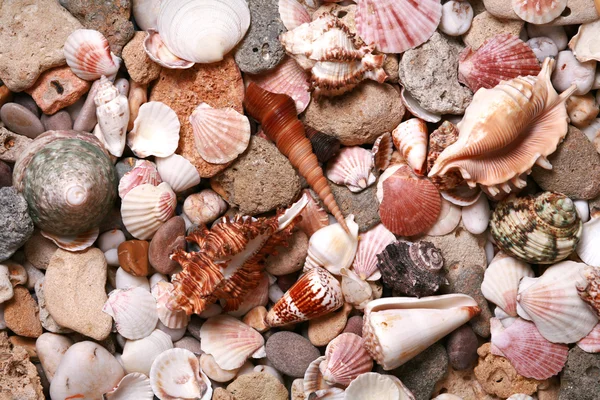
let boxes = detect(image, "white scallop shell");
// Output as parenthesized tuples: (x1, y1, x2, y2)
(152, 281, 190, 329)
(104, 373, 154, 400)
(155, 154, 200, 193)
(426, 198, 461, 236)
(345, 372, 415, 400)
(121, 182, 177, 240)
(326, 147, 376, 193)
(128, 102, 181, 158)
(352, 223, 395, 281)
(118, 160, 162, 199)
(149, 348, 212, 400)
(121, 329, 173, 375)
(577, 323, 600, 353)
(64, 29, 120, 81)
(116, 267, 150, 291)
(576, 216, 600, 267)
(102, 287, 158, 340)
(95, 76, 129, 157)
(304, 215, 359, 275)
(392, 118, 428, 176)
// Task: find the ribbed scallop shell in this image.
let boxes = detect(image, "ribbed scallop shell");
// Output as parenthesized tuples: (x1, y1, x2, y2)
(577, 323, 600, 353)
(304, 356, 346, 398)
(392, 119, 428, 176)
(121, 182, 177, 240)
(128, 102, 181, 158)
(102, 287, 159, 340)
(481, 253, 534, 317)
(41, 228, 99, 252)
(320, 333, 373, 386)
(356, 0, 442, 54)
(121, 329, 173, 375)
(64, 29, 120, 81)
(199, 315, 265, 370)
(279, 0, 311, 30)
(517, 260, 598, 343)
(490, 192, 582, 264)
(459, 34, 541, 93)
(118, 160, 162, 199)
(155, 154, 200, 193)
(377, 164, 441, 237)
(152, 281, 190, 329)
(371, 132, 393, 172)
(149, 348, 212, 400)
(104, 373, 154, 400)
(297, 189, 330, 238)
(345, 372, 412, 399)
(304, 215, 359, 275)
(326, 147, 376, 193)
(189, 103, 251, 164)
(576, 217, 600, 267)
(426, 198, 461, 236)
(512, 0, 568, 24)
(352, 224, 396, 281)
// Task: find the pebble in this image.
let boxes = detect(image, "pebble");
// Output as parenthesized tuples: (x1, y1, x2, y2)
(24, 230, 58, 270)
(342, 315, 363, 336)
(330, 181, 381, 232)
(4, 286, 43, 338)
(115, 157, 138, 181)
(226, 372, 289, 400)
(115, 267, 150, 291)
(527, 24, 568, 50)
(13, 93, 41, 118)
(117, 240, 150, 277)
(9, 336, 38, 361)
(567, 94, 599, 129)
(149, 56, 245, 178)
(234, 0, 286, 74)
(399, 32, 472, 115)
(0, 103, 45, 138)
(243, 306, 269, 333)
(157, 319, 186, 341)
(302, 81, 405, 146)
(148, 216, 186, 275)
(173, 336, 203, 355)
(0, 187, 34, 262)
(211, 136, 302, 215)
(186, 316, 204, 341)
(23, 261, 43, 290)
(446, 325, 479, 370)
(7, 260, 27, 287)
(433, 366, 497, 400)
(559, 346, 600, 399)
(265, 230, 309, 276)
(41, 111, 73, 131)
(551, 50, 596, 96)
(0, 126, 33, 163)
(201, 353, 240, 382)
(35, 279, 71, 334)
(35, 332, 73, 382)
(463, 12, 525, 50)
(72, 79, 101, 132)
(0, 160, 11, 188)
(482, 0, 598, 26)
(0, 331, 44, 399)
(528, 37, 559, 63)
(308, 303, 352, 347)
(266, 331, 320, 378)
(183, 189, 228, 226)
(439, 1, 474, 36)
(531, 126, 600, 200)
(122, 31, 162, 85)
(383, 54, 400, 84)
(0, 0, 82, 92)
(213, 387, 236, 400)
(44, 248, 112, 340)
(98, 229, 127, 252)
(24, 65, 91, 115)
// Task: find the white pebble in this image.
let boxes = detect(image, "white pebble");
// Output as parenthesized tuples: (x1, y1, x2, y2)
(198, 302, 222, 319)
(115, 267, 150, 291)
(575, 199, 590, 223)
(36, 333, 73, 382)
(485, 240, 495, 266)
(439, 0, 473, 36)
(551, 50, 596, 95)
(268, 284, 284, 304)
(183, 189, 228, 226)
(104, 248, 120, 267)
(98, 229, 126, 252)
(526, 24, 568, 50)
(527, 37, 558, 63)
(462, 195, 490, 235)
(156, 319, 186, 341)
(148, 272, 167, 289)
(23, 261, 44, 290)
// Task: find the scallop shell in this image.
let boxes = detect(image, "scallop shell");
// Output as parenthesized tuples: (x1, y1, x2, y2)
(569, 20, 600, 63)
(103, 287, 158, 340)
(279, 0, 311, 30)
(143, 30, 195, 69)
(304, 215, 359, 275)
(306, 127, 341, 164)
(345, 372, 415, 400)
(512, 0, 568, 24)
(128, 102, 181, 158)
(355, 0, 442, 54)
(64, 29, 120, 81)
(149, 348, 212, 400)
(199, 315, 265, 370)
(576, 217, 600, 267)
(118, 160, 162, 199)
(155, 154, 200, 193)
(41, 228, 99, 252)
(401, 87, 442, 123)
(152, 281, 190, 329)
(371, 132, 393, 172)
(104, 373, 154, 400)
(426, 198, 461, 236)
(304, 356, 333, 395)
(296, 189, 330, 238)
(94, 76, 129, 157)
(481, 253, 534, 317)
(189, 103, 251, 164)
(577, 323, 600, 353)
(121, 329, 173, 375)
(320, 333, 373, 386)
(266, 267, 344, 327)
(392, 119, 428, 176)
(458, 34, 541, 93)
(490, 192, 582, 264)
(352, 224, 395, 281)
(121, 182, 177, 240)
(326, 147, 376, 193)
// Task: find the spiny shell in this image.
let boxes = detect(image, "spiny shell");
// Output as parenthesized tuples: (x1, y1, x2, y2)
(152, 281, 190, 329)
(304, 215, 359, 275)
(121, 182, 177, 240)
(128, 101, 181, 158)
(155, 154, 200, 193)
(95, 76, 129, 157)
(371, 132, 393, 172)
(320, 333, 373, 386)
(577, 323, 600, 353)
(279, 0, 311, 31)
(118, 160, 162, 199)
(490, 192, 582, 264)
(426, 198, 461, 236)
(392, 119, 428, 176)
(102, 287, 158, 340)
(577, 265, 600, 317)
(344, 372, 416, 400)
(149, 348, 212, 400)
(306, 127, 341, 164)
(512, 0, 568, 24)
(326, 147, 376, 193)
(426, 121, 462, 191)
(121, 329, 173, 375)
(64, 29, 120, 81)
(352, 223, 396, 281)
(104, 373, 154, 400)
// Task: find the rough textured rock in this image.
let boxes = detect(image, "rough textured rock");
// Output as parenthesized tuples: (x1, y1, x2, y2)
(0, 0, 82, 92)
(24, 230, 58, 271)
(4, 286, 43, 338)
(482, 0, 597, 26)
(308, 303, 352, 347)
(0, 331, 44, 399)
(265, 230, 308, 276)
(25, 66, 90, 115)
(0, 127, 33, 163)
(148, 216, 186, 275)
(462, 12, 524, 50)
(446, 325, 479, 370)
(422, 225, 488, 273)
(122, 31, 162, 85)
(531, 126, 600, 200)
(0, 103, 44, 139)
(330, 181, 380, 232)
(266, 331, 320, 378)
(213, 387, 236, 400)
(433, 366, 499, 400)
(211, 136, 302, 215)
(227, 372, 288, 400)
(302, 82, 405, 146)
(559, 346, 600, 399)
(0, 160, 11, 188)
(35, 279, 71, 334)
(0, 187, 34, 262)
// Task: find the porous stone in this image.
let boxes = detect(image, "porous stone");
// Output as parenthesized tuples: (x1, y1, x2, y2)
(0, 187, 34, 262)
(330, 181, 380, 232)
(0, 331, 44, 399)
(227, 372, 288, 400)
(266, 331, 320, 378)
(0, 127, 33, 163)
(566, 94, 599, 129)
(265, 230, 309, 276)
(122, 31, 162, 85)
(399, 32, 472, 115)
(432, 366, 499, 400)
(24, 230, 58, 271)
(559, 346, 600, 399)
(482, 0, 598, 26)
(213, 387, 236, 400)
(211, 136, 302, 215)
(148, 216, 186, 275)
(41, 111, 73, 131)
(446, 325, 479, 370)
(302, 81, 404, 146)
(4, 286, 42, 338)
(117, 240, 150, 277)
(34, 279, 71, 334)
(308, 303, 352, 347)
(0, 161, 11, 188)
(25, 66, 90, 115)
(0, 0, 82, 92)
(0, 103, 44, 139)
(9, 336, 38, 361)
(291, 379, 306, 400)
(462, 12, 525, 50)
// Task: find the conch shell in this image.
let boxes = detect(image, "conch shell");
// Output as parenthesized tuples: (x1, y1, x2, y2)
(94, 76, 129, 157)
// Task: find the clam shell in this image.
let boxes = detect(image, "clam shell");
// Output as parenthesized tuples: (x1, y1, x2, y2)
(103, 287, 159, 340)
(345, 372, 415, 400)
(118, 160, 162, 199)
(104, 373, 154, 400)
(352, 223, 395, 281)
(64, 29, 120, 81)
(143, 30, 195, 69)
(200, 353, 240, 383)
(155, 154, 200, 193)
(512, 0, 568, 24)
(297, 189, 331, 238)
(121, 329, 173, 375)
(279, 0, 311, 30)
(149, 348, 212, 400)
(576, 217, 600, 266)
(41, 228, 99, 252)
(326, 147, 376, 193)
(95, 76, 129, 157)
(569, 20, 600, 63)
(400, 87, 442, 123)
(461, 194, 490, 235)
(121, 182, 177, 240)
(320, 333, 373, 386)
(189, 103, 251, 164)
(577, 323, 600, 353)
(152, 281, 190, 329)
(304, 215, 359, 275)
(425, 198, 461, 236)
(392, 119, 428, 176)
(128, 102, 181, 158)
(371, 132, 393, 172)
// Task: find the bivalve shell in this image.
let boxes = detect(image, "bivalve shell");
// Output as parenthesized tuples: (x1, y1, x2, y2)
(121, 329, 173, 375)
(152, 281, 190, 329)
(121, 182, 177, 240)
(576, 217, 600, 267)
(577, 323, 600, 353)
(41, 229, 100, 252)
(149, 348, 212, 400)
(64, 29, 120, 81)
(320, 333, 373, 386)
(352, 223, 396, 281)
(102, 287, 159, 340)
(279, 0, 311, 31)
(128, 102, 181, 158)
(462, 194, 490, 235)
(118, 160, 162, 199)
(143, 29, 195, 69)
(392, 119, 428, 176)
(569, 20, 600, 63)
(344, 372, 415, 400)
(155, 154, 200, 193)
(104, 373, 154, 400)
(304, 215, 359, 275)
(512, 0, 568, 24)
(426, 198, 461, 236)
(326, 147, 376, 193)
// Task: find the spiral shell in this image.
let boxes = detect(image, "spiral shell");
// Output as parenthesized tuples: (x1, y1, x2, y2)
(95, 76, 129, 157)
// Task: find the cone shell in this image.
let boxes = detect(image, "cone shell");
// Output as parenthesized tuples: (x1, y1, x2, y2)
(103, 287, 159, 340)
(392, 119, 428, 176)
(200, 315, 265, 370)
(362, 294, 480, 370)
(458, 34, 541, 93)
(121, 182, 177, 240)
(64, 29, 120, 81)
(490, 192, 582, 264)
(128, 101, 181, 158)
(352, 223, 396, 281)
(266, 267, 344, 327)
(41, 228, 99, 252)
(118, 160, 162, 199)
(576, 217, 600, 267)
(297, 189, 331, 237)
(319, 333, 373, 386)
(356, 0, 442, 54)
(155, 154, 200, 193)
(345, 372, 416, 400)
(279, 0, 311, 30)
(326, 147, 376, 193)
(371, 132, 393, 172)
(426, 198, 461, 236)
(512, 0, 568, 24)
(104, 373, 154, 400)
(577, 323, 600, 353)
(152, 281, 190, 329)
(149, 348, 212, 400)
(143, 29, 195, 69)
(304, 215, 359, 275)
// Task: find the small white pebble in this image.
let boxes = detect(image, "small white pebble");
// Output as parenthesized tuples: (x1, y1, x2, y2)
(527, 37, 558, 63)
(575, 199, 590, 223)
(551, 50, 596, 95)
(104, 248, 119, 267)
(97, 229, 126, 252)
(439, 0, 473, 36)
(526, 24, 568, 50)
(115, 267, 150, 291)
(268, 284, 284, 304)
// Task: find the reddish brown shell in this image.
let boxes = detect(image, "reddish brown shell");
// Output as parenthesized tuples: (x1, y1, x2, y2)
(296, 189, 330, 238)
(427, 121, 463, 191)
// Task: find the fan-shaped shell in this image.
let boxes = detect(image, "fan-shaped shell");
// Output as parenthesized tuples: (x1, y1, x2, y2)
(121, 329, 173, 375)
(118, 160, 162, 199)
(577, 323, 600, 353)
(189, 103, 251, 164)
(104, 373, 154, 400)
(152, 281, 190, 329)
(345, 372, 415, 400)
(326, 147, 376, 193)
(103, 287, 158, 340)
(304, 356, 346, 398)
(371, 132, 393, 172)
(64, 29, 120, 81)
(297, 189, 331, 238)
(128, 102, 181, 158)
(512, 0, 568, 24)
(199, 315, 265, 370)
(355, 0, 442, 54)
(143, 29, 195, 69)
(155, 154, 200, 193)
(320, 333, 373, 386)
(41, 228, 99, 252)
(304, 215, 359, 275)
(279, 0, 311, 30)
(392, 119, 428, 176)
(121, 182, 176, 240)
(458, 34, 541, 93)
(352, 224, 395, 281)
(569, 20, 600, 63)
(149, 348, 212, 400)
(576, 217, 600, 267)
(426, 198, 461, 236)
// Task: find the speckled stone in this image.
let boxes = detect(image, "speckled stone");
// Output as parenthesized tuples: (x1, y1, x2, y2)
(446, 325, 479, 370)
(24, 230, 58, 271)
(148, 216, 186, 275)
(25, 66, 90, 115)
(308, 303, 352, 346)
(122, 31, 162, 85)
(265, 230, 308, 276)
(342, 315, 363, 336)
(4, 286, 43, 338)
(227, 372, 288, 400)
(13, 93, 40, 118)
(330, 181, 380, 232)
(0, 187, 34, 262)
(560, 346, 600, 400)
(0, 103, 44, 139)
(0, 161, 11, 188)
(462, 11, 524, 50)
(266, 331, 320, 378)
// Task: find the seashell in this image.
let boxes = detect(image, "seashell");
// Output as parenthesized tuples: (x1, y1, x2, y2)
(377, 164, 441, 237)
(512, 0, 568, 24)
(149, 348, 212, 400)
(94, 75, 129, 157)
(102, 287, 159, 340)
(490, 192, 582, 264)
(400, 86, 442, 123)
(13, 130, 117, 236)
(304, 356, 333, 395)
(341, 268, 376, 310)
(363, 294, 480, 370)
(104, 373, 154, 400)
(461, 194, 490, 235)
(306, 126, 341, 164)
(371, 132, 393, 172)
(296, 189, 330, 238)
(481, 252, 534, 317)
(244, 83, 348, 231)
(64, 29, 120, 81)
(121, 182, 177, 240)
(326, 147, 376, 193)
(429, 58, 576, 196)
(426, 121, 462, 191)
(199, 315, 265, 370)
(155, 154, 200, 193)
(200, 353, 240, 383)
(507, 396, 534, 400)
(155, 0, 250, 64)
(128, 101, 180, 158)
(577, 323, 600, 353)
(352, 224, 395, 281)
(344, 372, 416, 400)
(377, 239, 447, 298)
(279, 0, 311, 30)
(319, 333, 373, 386)
(517, 260, 598, 343)
(490, 317, 568, 380)
(41, 228, 99, 252)
(569, 20, 600, 63)
(432, 396, 463, 400)
(266, 267, 344, 327)
(576, 216, 600, 266)
(577, 265, 600, 317)
(426, 198, 461, 236)
(189, 103, 251, 164)
(132, 0, 161, 30)
(183, 189, 228, 226)
(143, 29, 195, 69)
(118, 160, 162, 199)
(304, 215, 359, 275)
(121, 329, 173, 375)
(458, 34, 541, 93)
(152, 281, 190, 329)
(392, 119, 428, 176)
(116, 267, 150, 291)
(441, 184, 482, 207)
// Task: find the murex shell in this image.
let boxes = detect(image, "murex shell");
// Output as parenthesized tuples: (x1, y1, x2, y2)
(490, 192, 582, 264)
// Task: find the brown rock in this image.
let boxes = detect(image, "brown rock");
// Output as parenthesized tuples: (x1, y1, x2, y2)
(117, 240, 150, 277)
(265, 230, 308, 276)
(330, 181, 380, 232)
(0, 85, 12, 109)
(148, 216, 186, 275)
(433, 366, 500, 400)
(213, 387, 236, 400)
(243, 306, 269, 333)
(149, 57, 245, 178)
(0, 126, 33, 163)
(9, 336, 38, 361)
(462, 12, 524, 50)
(227, 372, 288, 400)
(538, 377, 560, 400)
(25, 66, 90, 115)
(308, 303, 352, 347)
(4, 286, 43, 338)
(122, 32, 162, 85)
(446, 325, 479, 370)
(422, 225, 487, 273)
(0, 331, 44, 399)
(24, 230, 59, 270)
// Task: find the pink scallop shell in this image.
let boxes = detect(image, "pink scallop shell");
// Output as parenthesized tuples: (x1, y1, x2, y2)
(320, 333, 374, 386)
(352, 224, 396, 281)
(279, 0, 312, 30)
(326, 146, 376, 193)
(577, 323, 600, 353)
(118, 160, 162, 199)
(152, 281, 190, 329)
(64, 29, 121, 81)
(512, 0, 568, 24)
